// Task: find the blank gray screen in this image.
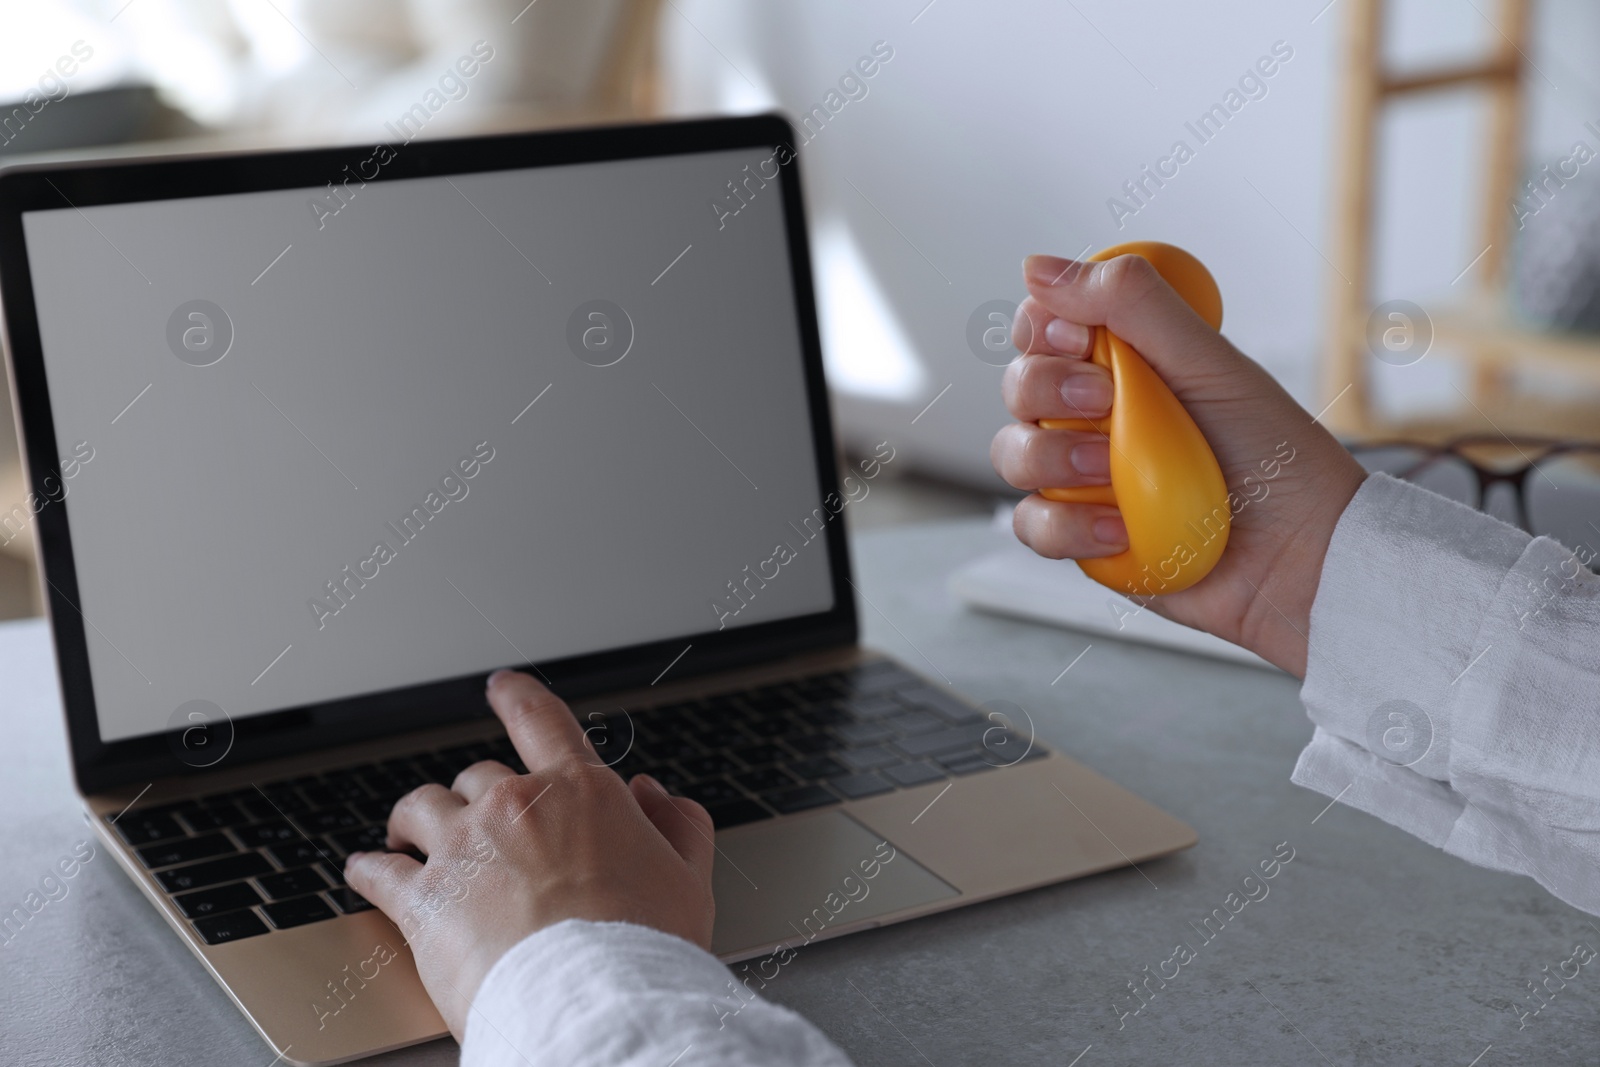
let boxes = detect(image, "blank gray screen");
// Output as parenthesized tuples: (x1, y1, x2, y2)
(21, 146, 834, 743)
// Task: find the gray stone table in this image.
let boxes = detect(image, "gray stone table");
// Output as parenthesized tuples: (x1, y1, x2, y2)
(1, 518, 1594, 1065)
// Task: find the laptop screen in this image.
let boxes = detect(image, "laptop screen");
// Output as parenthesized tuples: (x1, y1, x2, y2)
(20, 145, 836, 744)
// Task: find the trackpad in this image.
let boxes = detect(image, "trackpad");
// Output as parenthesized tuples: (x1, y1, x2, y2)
(711, 811, 958, 958)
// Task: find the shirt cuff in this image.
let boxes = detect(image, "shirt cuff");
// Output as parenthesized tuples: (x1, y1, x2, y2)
(462, 919, 854, 1067)
(1295, 472, 1600, 916)
(1298, 472, 1529, 784)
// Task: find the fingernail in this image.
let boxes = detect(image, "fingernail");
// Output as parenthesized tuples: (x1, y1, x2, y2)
(1025, 254, 1077, 287)
(486, 669, 512, 690)
(1093, 516, 1128, 546)
(345, 851, 364, 864)
(1045, 318, 1090, 354)
(1061, 369, 1111, 412)
(1071, 442, 1110, 478)
(635, 773, 660, 789)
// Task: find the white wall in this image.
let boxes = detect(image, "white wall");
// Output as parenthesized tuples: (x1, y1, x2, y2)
(663, 0, 1600, 485)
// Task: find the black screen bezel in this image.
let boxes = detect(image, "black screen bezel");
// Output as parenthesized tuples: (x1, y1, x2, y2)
(0, 114, 857, 795)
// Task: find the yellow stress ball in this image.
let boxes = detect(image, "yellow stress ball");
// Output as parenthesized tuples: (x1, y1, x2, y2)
(1039, 241, 1229, 596)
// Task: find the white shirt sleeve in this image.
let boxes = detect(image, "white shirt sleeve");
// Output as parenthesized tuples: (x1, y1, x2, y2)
(1294, 472, 1600, 916)
(460, 919, 855, 1067)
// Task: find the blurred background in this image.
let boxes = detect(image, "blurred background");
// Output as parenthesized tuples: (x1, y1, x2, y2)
(3, 0, 1600, 619)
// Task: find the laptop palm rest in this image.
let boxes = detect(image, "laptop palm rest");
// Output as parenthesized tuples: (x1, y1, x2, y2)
(711, 810, 958, 959)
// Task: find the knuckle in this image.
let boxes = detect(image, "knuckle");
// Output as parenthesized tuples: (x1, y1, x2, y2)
(988, 426, 1011, 476)
(455, 758, 506, 787)
(373, 851, 409, 879)
(1014, 427, 1049, 488)
(1000, 357, 1025, 409)
(1010, 303, 1041, 353)
(355, 850, 409, 889)
(1009, 357, 1040, 408)
(991, 424, 1029, 485)
(557, 759, 605, 797)
(560, 761, 624, 809)
(482, 775, 535, 821)
(1097, 254, 1159, 302)
(391, 783, 444, 818)
(1017, 497, 1072, 560)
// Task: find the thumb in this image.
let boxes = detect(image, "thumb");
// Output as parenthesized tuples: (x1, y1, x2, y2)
(629, 775, 716, 879)
(1023, 252, 1257, 399)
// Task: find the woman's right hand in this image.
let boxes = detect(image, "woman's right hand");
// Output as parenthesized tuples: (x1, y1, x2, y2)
(989, 253, 1367, 677)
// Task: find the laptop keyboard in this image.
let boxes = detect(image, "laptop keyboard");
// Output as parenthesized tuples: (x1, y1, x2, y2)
(110, 660, 1039, 946)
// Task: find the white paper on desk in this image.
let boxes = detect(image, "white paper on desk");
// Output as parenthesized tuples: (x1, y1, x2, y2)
(948, 538, 1279, 672)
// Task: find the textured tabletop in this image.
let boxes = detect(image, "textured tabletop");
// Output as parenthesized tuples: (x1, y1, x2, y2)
(0, 518, 1592, 1066)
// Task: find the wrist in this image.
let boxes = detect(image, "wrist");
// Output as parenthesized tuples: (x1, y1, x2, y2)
(1247, 458, 1367, 677)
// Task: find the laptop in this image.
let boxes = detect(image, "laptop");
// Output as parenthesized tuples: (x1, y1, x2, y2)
(0, 115, 1195, 1065)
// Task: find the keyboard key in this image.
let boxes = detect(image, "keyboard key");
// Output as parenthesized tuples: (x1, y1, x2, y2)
(174, 881, 263, 919)
(841, 696, 901, 720)
(238, 796, 280, 822)
(942, 753, 1001, 775)
(885, 709, 945, 736)
(326, 887, 374, 914)
(793, 703, 851, 728)
(839, 662, 910, 694)
(982, 735, 1043, 765)
(703, 799, 773, 828)
(198, 788, 254, 808)
(194, 909, 269, 945)
(357, 772, 407, 802)
(262, 894, 337, 930)
(298, 807, 362, 833)
(320, 773, 372, 803)
(836, 722, 895, 746)
(137, 833, 236, 870)
(685, 724, 734, 750)
(681, 779, 744, 805)
(894, 724, 993, 759)
(157, 852, 272, 893)
(266, 840, 325, 868)
(354, 798, 396, 823)
(764, 785, 839, 814)
(838, 745, 902, 772)
(331, 825, 387, 854)
(413, 757, 456, 784)
(233, 821, 302, 848)
(884, 762, 946, 788)
(645, 735, 703, 761)
(299, 783, 339, 809)
(260, 786, 310, 814)
(318, 860, 348, 887)
(179, 803, 252, 832)
(130, 800, 195, 819)
(679, 753, 742, 778)
(895, 685, 985, 723)
(697, 695, 742, 719)
(733, 767, 796, 793)
(742, 716, 798, 739)
(789, 756, 847, 780)
(258, 867, 330, 901)
(785, 732, 837, 755)
(829, 772, 896, 799)
(732, 743, 788, 767)
(744, 686, 799, 712)
(114, 812, 185, 846)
